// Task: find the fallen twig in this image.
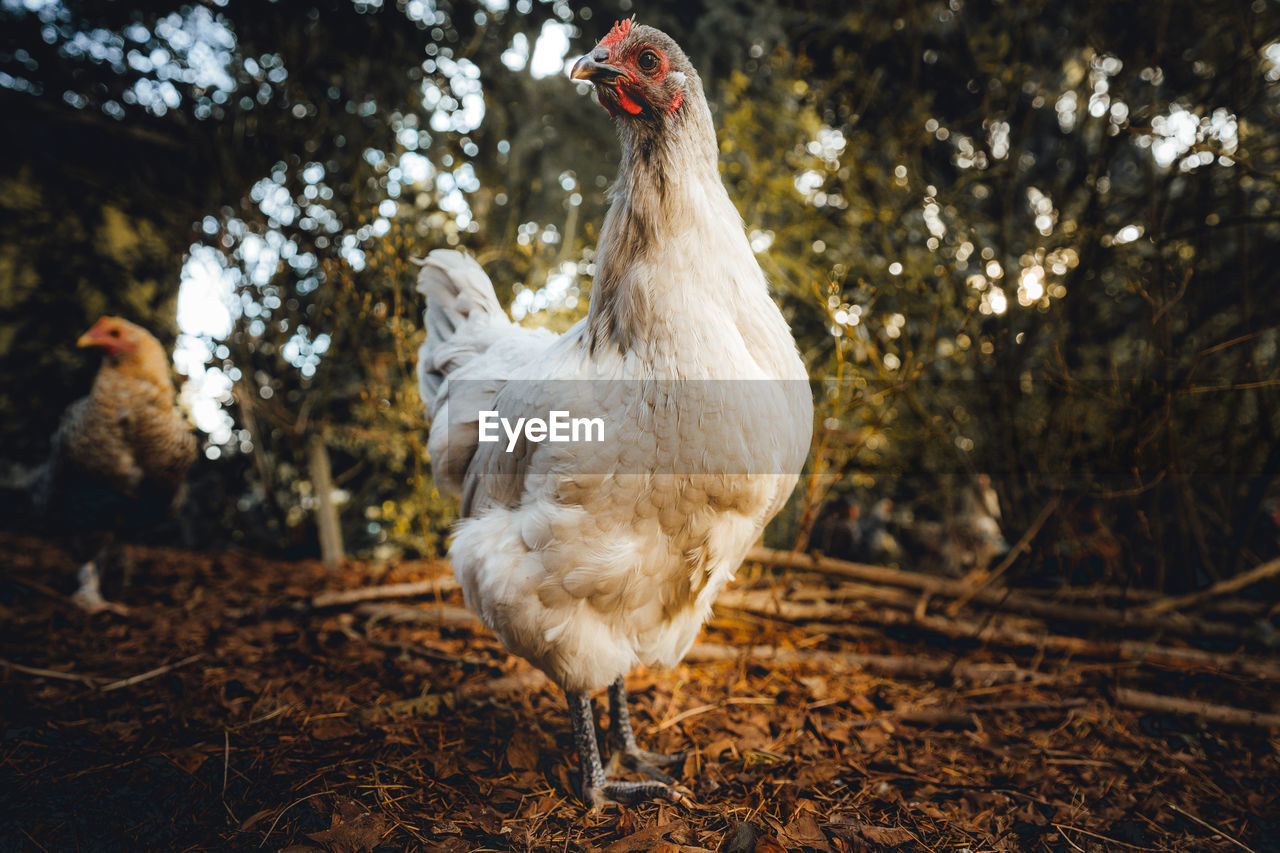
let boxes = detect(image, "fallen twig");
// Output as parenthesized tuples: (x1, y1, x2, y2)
(455, 669, 548, 701)
(310, 576, 459, 608)
(99, 653, 204, 692)
(743, 547, 1256, 642)
(258, 790, 335, 848)
(1141, 558, 1280, 616)
(1167, 804, 1259, 853)
(856, 697, 1089, 729)
(684, 643, 1043, 684)
(353, 601, 478, 627)
(898, 610, 1280, 680)
(602, 819, 689, 853)
(948, 495, 1061, 613)
(717, 591, 882, 623)
(336, 617, 485, 666)
(649, 697, 777, 733)
(0, 656, 100, 686)
(718, 584, 1280, 679)
(0, 653, 203, 691)
(1114, 687, 1280, 728)
(6, 575, 77, 607)
(1052, 822, 1161, 852)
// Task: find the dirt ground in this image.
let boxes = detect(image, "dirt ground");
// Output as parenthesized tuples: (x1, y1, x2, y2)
(1, 531, 1277, 852)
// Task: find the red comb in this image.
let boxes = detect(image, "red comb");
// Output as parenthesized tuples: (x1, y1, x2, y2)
(600, 17, 632, 48)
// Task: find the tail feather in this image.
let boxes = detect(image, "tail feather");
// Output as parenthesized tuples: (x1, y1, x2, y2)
(416, 250, 509, 410)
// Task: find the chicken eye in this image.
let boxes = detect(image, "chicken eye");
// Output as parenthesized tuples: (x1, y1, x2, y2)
(637, 49, 659, 73)
(109, 329, 120, 337)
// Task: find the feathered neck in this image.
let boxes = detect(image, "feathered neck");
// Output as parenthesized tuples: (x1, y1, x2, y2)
(586, 79, 733, 354)
(94, 340, 176, 400)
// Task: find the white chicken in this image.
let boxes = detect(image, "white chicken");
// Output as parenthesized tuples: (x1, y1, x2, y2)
(416, 19, 811, 807)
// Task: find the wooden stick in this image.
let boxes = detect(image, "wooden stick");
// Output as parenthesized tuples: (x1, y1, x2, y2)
(717, 590, 1280, 679)
(1114, 687, 1280, 728)
(353, 602, 478, 626)
(718, 585, 919, 615)
(649, 697, 777, 733)
(0, 656, 101, 686)
(856, 697, 1089, 728)
(602, 820, 689, 853)
(455, 669, 548, 701)
(0, 653, 203, 691)
(99, 653, 204, 692)
(310, 577, 459, 608)
(716, 591, 878, 623)
(1167, 804, 1260, 853)
(1140, 558, 1280, 616)
(259, 790, 336, 847)
(787, 572, 1264, 617)
(899, 610, 1280, 680)
(7, 575, 79, 607)
(948, 495, 1061, 614)
(1021, 584, 1161, 603)
(684, 643, 1043, 684)
(742, 547, 1254, 642)
(1052, 823, 1160, 852)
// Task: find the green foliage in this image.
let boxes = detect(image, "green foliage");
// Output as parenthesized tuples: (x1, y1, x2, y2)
(743, 0, 1280, 585)
(3, 0, 1278, 584)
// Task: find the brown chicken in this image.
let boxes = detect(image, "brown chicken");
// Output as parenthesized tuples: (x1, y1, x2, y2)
(31, 316, 197, 613)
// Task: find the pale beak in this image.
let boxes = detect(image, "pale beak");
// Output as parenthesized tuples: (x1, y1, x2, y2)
(77, 321, 107, 348)
(570, 52, 626, 83)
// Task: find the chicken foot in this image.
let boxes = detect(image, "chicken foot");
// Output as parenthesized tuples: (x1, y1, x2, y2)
(567, 690, 681, 809)
(69, 558, 129, 616)
(606, 676, 684, 783)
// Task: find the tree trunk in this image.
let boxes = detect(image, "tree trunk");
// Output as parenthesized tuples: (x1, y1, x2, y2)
(309, 435, 344, 568)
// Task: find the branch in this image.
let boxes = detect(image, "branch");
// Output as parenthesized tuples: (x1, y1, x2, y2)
(352, 602, 478, 627)
(0, 657, 100, 687)
(720, 586, 1280, 679)
(684, 643, 1043, 684)
(1140, 558, 1280, 616)
(0, 653, 203, 691)
(99, 654, 204, 692)
(1115, 687, 1280, 729)
(742, 547, 1257, 642)
(947, 495, 1061, 613)
(855, 698, 1089, 729)
(310, 576, 459, 608)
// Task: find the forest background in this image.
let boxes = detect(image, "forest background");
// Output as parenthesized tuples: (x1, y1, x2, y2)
(2, 0, 1278, 593)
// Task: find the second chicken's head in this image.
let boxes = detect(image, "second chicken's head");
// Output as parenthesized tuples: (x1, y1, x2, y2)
(570, 19, 693, 122)
(77, 316, 149, 358)
(75, 315, 168, 368)
(77, 316, 173, 388)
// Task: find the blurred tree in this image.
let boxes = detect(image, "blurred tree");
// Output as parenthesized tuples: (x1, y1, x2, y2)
(751, 0, 1280, 588)
(2, 0, 1277, 586)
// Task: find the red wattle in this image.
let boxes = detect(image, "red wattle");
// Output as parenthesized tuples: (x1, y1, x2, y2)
(617, 91, 643, 115)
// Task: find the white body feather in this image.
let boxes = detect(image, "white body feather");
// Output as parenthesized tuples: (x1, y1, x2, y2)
(417, 69, 811, 693)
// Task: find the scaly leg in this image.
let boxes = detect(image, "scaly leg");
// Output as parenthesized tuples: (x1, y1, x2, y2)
(606, 676, 684, 782)
(567, 690, 680, 809)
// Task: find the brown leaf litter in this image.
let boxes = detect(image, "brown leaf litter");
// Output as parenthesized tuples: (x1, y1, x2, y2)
(1, 531, 1277, 852)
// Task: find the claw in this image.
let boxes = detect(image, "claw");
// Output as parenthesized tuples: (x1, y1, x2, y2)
(605, 676, 684, 782)
(584, 779, 683, 810)
(606, 746, 682, 783)
(568, 685, 687, 810)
